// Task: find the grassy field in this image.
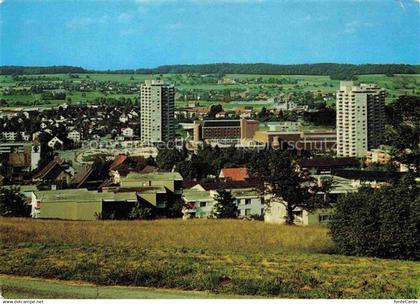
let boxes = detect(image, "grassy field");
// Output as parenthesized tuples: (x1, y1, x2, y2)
(0, 218, 419, 299)
(0, 275, 248, 299)
(1, 73, 418, 107)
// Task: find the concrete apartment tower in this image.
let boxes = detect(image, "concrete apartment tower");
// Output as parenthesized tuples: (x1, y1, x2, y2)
(336, 81, 385, 157)
(140, 80, 175, 143)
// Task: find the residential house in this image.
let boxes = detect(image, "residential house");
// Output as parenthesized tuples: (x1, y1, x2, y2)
(68, 130, 81, 143)
(48, 136, 64, 149)
(365, 146, 392, 165)
(108, 154, 157, 177)
(182, 179, 263, 219)
(0, 142, 41, 172)
(121, 127, 134, 138)
(119, 113, 129, 123)
(232, 188, 265, 218)
(219, 167, 249, 181)
(69, 164, 101, 189)
(1, 132, 17, 141)
(32, 157, 73, 188)
(264, 175, 359, 225)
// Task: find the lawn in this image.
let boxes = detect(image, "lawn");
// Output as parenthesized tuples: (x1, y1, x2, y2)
(0, 218, 418, 299)
(0, 275, 247, 299)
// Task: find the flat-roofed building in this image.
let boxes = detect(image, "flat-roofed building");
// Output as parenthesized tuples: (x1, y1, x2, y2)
(253, 130, 336, 154)
(336, 81, 385, 158)
(140, 80, 175, 143)
(193, 119, 259, 143)
(365, 145, 392, 165)
(31, 189, 137, 220)
(182, 187, 264, 219)
(202, 120, 241, 140)
(120, 171, 183, 193)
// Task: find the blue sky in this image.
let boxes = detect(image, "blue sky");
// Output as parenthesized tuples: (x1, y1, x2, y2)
(0, 0, 419, 69)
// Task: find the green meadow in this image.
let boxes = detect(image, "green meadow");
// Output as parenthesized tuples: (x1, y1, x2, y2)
(0, 73, 418, 107)
(0, 218, 418, 299)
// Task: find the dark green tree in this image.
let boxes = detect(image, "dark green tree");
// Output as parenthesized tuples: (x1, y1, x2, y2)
(207, 104, 223, 119)
(329, 174, 419, 260)
(213, 189, 238, 219)
(155, 148, 185, 171)
(166, 197, 185, 218)
(384, 95, 420, 172)
(91, 155, 112, 180)
(0, 187, 30, 217)
(249, 149, 331, 225)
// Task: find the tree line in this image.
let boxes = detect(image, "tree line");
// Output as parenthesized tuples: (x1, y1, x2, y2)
(2, 63, 419, 78)
(135, 63, 419, 78)
(0, 66, 87, 75)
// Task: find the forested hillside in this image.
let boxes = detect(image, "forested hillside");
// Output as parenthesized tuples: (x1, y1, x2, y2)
(0, 66, 87, 75)
(135, 63, 419, 78)
(1, 63, 419, 78)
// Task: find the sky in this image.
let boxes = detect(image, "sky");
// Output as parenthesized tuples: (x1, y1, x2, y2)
(0, 0, 419, 70)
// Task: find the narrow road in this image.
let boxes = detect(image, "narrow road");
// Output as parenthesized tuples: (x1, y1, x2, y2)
(0, 274, 251, 299)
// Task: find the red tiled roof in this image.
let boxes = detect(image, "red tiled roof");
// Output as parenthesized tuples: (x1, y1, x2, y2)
(219, 167, 249, 181)
(109, 154, 128, 171)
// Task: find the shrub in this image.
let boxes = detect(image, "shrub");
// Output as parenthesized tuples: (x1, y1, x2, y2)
(329, 175, 419, 260)
(0, 186, 31, 217)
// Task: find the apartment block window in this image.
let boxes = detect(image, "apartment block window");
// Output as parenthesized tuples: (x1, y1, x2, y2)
(245, 209, 251, 216)
(245, 198, 251, 205)
(199, 202, 206, 207)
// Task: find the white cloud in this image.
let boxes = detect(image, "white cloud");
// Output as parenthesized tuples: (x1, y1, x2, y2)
(397, 0, 405, 9)
(396, 0, 420, 9)
(344, 20, 376, 34)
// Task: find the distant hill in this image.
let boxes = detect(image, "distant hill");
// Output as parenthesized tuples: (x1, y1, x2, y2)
(134, 63, 420, 77)
(1, 63, 419, 78)
(95, 63, 420, 79)
(0, 65, 87, 75)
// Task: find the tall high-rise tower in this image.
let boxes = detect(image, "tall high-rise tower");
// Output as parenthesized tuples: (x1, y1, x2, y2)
(336, 81, 385, 157)
(140, 80, 175, 143)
